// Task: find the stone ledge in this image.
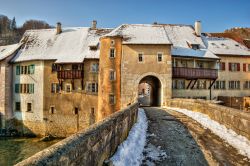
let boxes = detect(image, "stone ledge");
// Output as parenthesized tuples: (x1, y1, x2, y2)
(166, 99, 250, 140)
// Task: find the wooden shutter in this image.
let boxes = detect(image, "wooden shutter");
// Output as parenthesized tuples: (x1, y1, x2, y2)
(16, 66, 20, 75)
(222, 62, 225, 70)
(237, 63, 240, 71)
(229, 63, 232, 71)
(243, 63, 246, 72)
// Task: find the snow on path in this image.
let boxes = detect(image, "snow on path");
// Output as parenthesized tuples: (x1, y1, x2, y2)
(110, 108, 148, 166)
(167, 107, 250, 159)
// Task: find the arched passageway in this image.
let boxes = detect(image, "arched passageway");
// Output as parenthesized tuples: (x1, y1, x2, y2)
(138, 75, 162, 106)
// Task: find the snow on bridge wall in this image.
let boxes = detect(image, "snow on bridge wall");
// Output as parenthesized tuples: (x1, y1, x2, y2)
(166, 99, 250, 140)
(15, 103, 138, 166)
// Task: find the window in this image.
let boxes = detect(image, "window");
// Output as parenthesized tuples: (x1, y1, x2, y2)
(229, 63, 240, 71)
(157, 53, 163, 62)
(28, 84, 34, 93)
(244, 81, 250, 89)
(87, 83, 98, 93)
(27, 103, 32, 112)
(191, 44, 200, 50)
(111, 40, 115, 46)
(138, 53, 143, 62)
(172, 80, 185, 89)
(65, 84, 72, 93)
(214, 81, 226, 89)
(109, 70, 116, 81)
(49, 106, 55, 114)
(109, 94, 115, 105)
(16, 65, 20, 75)
(195, 80, 206, 89)
(243, 64, 250, 72)
(74, 107, 79, 114)
(28, 65, 35, 74)
(15, 102, 21, 111)
(15, 84, 20, 93)
(229, 81, 240, 89)
(110, 48, 115, 58)
(180, 60, 187, 67)
(52, 64, 60, 72)
(218, 62, 225, 71)
(91, 63, 99, 72)
(51, 83, 60, 93)
(72, 64, 80, 70)
(197, 62, 204, 68)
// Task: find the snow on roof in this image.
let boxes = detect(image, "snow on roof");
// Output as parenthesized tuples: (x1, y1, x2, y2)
(105, 24, 172, 44)
(171, 47, 219, 59)
(12, 27, 112, 63)
(205, 37, 250, 56)
(163, 24, 206, 49)
(0, 43, 20, 61)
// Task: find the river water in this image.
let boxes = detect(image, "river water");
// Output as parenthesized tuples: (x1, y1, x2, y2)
(0, 137, 61, 166)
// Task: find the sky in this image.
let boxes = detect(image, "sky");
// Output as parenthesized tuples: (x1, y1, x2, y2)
(0, 0, 249, 32)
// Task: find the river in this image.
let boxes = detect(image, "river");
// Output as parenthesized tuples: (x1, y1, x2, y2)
(0, 137, 61, 166)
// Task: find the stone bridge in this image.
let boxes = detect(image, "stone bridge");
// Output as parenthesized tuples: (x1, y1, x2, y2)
(15, 99, 250, 165)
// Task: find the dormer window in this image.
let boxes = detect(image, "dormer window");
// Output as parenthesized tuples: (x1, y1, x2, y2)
(191, 44, 200, 50)
(89, 45, 98, 50)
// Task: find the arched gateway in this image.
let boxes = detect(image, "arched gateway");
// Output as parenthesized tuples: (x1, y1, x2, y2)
(138, 75, 162, 106)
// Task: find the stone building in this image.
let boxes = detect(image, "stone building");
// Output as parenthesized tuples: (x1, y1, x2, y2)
(10, 22, 111, 137)
(0, 43, 20, 128)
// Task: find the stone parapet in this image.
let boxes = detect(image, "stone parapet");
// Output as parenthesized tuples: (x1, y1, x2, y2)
(166, 99, 250, 140)
(15, 103, 138, 166)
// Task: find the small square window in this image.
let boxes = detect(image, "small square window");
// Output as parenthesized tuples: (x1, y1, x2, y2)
(111, 40, 115, 46)
(74, 107, 79, 114)
(27, 103, 32, 112)
(109, 94, 115, 105)
(110, 48, 115, 58)
(15, 102, 21, 111)
(138, 53, 143, 62)
(157, 53, 163, 62)
(109, 70, 116, 81)
(65, 84, 72, 93)
(49, 106, 55, 114)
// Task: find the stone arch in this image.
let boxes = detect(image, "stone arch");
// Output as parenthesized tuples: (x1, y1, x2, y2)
(136, 72, 163, 106)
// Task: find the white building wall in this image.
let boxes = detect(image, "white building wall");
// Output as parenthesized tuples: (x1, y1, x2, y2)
(12, 61, 44, 122)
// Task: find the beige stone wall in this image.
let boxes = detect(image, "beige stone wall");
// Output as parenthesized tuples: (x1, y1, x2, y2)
(43, 60, 99, 137)
(16, 103, 138, 166)
(172, 55, 250, 99)
(121, 44, 172, 108)
(166, 98, 250, 140)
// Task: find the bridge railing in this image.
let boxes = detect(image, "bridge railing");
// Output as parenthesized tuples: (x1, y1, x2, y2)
(15, 103, 139, 166)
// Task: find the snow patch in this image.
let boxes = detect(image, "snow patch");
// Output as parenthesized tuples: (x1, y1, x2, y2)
(110, 108, 148, 166)
(167, 107, 250, 158)
(142, 143, 168, 166)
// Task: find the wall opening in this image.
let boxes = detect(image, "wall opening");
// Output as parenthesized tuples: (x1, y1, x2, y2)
(138, 75, 162, 106)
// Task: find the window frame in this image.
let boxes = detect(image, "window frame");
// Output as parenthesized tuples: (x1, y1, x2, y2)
(157, 52, 163, 62)
(109, 69, 116, 81)
(138, 53, 144, 63)
(27, 102, 32, 112)
(15, 102, 21, 112)
(109, 48, 116, 58)
(109, 94, 115, 105)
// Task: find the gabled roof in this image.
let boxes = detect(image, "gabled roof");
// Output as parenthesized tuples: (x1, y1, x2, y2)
(0, 43, 20, 61)
(12, 27, 112, 63)
(105, 24, 172, 44)
(204, 37, 250, 56)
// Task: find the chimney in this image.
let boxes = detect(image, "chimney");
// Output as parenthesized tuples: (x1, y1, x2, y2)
(195, 21, 201, 36)
(194, 21, 201, 36)
(92, 20, 97, 29)
(56, 22, 62, 35)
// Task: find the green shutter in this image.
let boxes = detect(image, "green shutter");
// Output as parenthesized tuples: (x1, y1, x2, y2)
(29, 65, 35, 74)
(31, 84, 34, 93)
(16, 66, 20, 75)
(15, 84, 20, 93)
